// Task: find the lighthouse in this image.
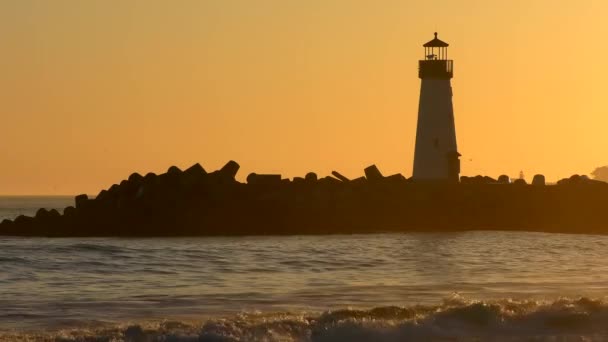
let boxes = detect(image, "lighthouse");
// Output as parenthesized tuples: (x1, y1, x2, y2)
(412, 32, 460, 183)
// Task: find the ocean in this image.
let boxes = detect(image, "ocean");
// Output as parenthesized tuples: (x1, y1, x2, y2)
(1, 197, 608, 341)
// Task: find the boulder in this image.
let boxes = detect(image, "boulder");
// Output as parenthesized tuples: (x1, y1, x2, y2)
(96, 190, 109, 202)
(331, 171, 350, 182)
(351, 176, 367, 185)
(558, 174, 583, 185)
(185, 163, 207, 176)
(364, 165, 384, 181)
(247, 173, 282, 185)
(557, 174, 603, 186)
(118, 179, 140, 199)
(320, 176, 341, 186)
(128, 173, 144, 183)
(63, 206, 77, 217)
(167, 166, 182, 175)
(144, 172, 157, 182)
(11, 215, 34, 235)
(219, 160, 240, 180)
(107, 184, 121, 197)
(13, 215, 35, 230)
(305, 172, 318, 182)
(513, 178, 527, 185)
(292, 177, 305, 185)
(532, 174, 546, 186)
(497, 175, 510, 184)
(35, 209, 61, 228)
(483, 176, 497, 183)
(35, 208, 50, 220)
(75, 194, 89, 209)
(385, 174, 407, 183)
(180, 163, 208, 188)
(460, 175, 495, 184)
(0, 219, 14, 234)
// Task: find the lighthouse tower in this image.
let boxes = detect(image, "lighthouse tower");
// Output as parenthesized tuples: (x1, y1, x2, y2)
(412, 33, 460, 183)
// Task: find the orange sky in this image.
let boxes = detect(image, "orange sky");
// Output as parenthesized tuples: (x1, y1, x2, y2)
(1, 1, 607, 195)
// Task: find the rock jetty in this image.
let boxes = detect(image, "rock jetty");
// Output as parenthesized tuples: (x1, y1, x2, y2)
(1, 162, 608, 236)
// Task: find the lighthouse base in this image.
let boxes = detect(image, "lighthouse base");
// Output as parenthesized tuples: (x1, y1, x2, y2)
(412, 79, 459, 182)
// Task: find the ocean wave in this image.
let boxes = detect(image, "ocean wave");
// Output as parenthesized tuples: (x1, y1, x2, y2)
(54, 243, 127, 254)
(4, 296, 608, 341)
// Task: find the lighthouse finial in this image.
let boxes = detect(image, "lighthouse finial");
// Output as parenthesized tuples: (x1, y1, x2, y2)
(434, 32, 438, 39)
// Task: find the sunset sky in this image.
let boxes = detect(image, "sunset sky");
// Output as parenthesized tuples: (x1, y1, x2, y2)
(1, 1, 607, 195)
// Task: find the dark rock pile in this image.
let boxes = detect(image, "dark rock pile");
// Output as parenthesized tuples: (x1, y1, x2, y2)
(1, 162, 608, 236)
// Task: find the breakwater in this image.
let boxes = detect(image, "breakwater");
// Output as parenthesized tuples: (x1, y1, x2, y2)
(1, 161, 607, 236)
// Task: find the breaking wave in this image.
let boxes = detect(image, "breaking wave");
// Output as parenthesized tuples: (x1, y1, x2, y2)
(4, 296, 608, 341)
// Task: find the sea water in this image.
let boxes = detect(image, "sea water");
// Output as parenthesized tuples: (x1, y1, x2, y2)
(1, 197, 608, 341)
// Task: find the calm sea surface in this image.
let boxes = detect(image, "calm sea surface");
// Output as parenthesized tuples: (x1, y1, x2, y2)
(2, 196, 608, 341)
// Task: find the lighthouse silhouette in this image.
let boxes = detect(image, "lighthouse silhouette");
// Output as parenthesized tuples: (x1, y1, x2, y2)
(412, 32, 461, 183)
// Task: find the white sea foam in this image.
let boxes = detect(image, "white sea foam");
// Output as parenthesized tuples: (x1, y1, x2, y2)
(3, 296, 608, 341)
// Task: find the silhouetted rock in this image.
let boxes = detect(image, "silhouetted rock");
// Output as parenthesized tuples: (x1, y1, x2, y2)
(180, 163, 207, 188)
(497, 175, 510, 184)
(0, 219, 14, 234)
(218, 160, 240, 180)
(116, 178, 140, 202)
(167, 166, 182, 175)
(247, 173, 282, 185)
(320, 176, 341, 186)
(107, 184, 120, 197)
(351, 177, 367, 185)
(128, 173, 144, 183)
(144, 172, 157, 181)
(63, 206, 76, 217)
(385, 174, 407, 183)
(570, 174, 583, 183)
(557, 174, 605, 186)
(331, 171, 350, 182)
(180, 163, 207, 191)
(13, 215, 34, 230)
(532, 174, 546, 186)
(35, 208, 50, 220)
(483, 176, 497, 183)
(558, 174, 583, 185)
(461, 175, 497, 185)
(75, 194, 89, 209)
(185, 163, 206, 176)
(305, 172, 318, 182)
(364, 165, 384, 181)
(96, 190, 109, 202)
(513, 178, 527, 185)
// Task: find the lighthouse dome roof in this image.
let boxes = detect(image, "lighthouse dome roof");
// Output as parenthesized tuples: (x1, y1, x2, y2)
(423, 32, 449, 47)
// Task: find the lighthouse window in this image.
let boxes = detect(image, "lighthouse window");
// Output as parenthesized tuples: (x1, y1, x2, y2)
(434, 138, 439, 148)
